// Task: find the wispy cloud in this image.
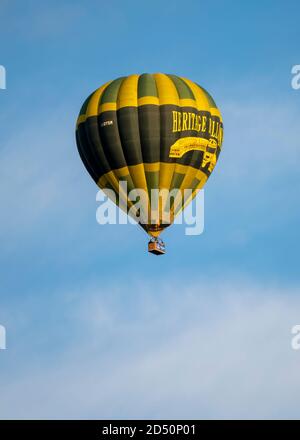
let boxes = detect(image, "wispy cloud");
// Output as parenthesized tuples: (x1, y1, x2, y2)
(0, 278, 299, 419)
(1, 0, 299, 421)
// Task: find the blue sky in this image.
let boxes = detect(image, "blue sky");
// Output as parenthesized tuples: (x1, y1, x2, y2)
(0, 0, 300, 419)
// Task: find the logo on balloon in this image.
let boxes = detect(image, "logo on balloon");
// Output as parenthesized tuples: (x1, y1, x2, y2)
(169, 137, 218, 172)
(172, 110, 223, 142)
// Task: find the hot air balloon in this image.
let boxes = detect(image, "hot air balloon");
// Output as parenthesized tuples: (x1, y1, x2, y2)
(76, 73, 223, 254)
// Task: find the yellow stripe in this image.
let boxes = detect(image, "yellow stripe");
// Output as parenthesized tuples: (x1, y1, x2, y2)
(210, 107, 223, 121)
(97, 176, 129, 215)
(117, 74, 140, 109)
(86, 81, 111, 118)
(179, 98, 197, 108)
(108, 165, 130, 178)
(153, 74, 179, 193)
(96, 96, 197, 111)
(138, 96, 160, 106)
(99, 102, 117, 113)
(144, 163, 160, 172)
(81, 99, 222, 123)
(117, 75, 154, 222)
(153, 73, 179, 105)
(96, 164, 210, 189)
(126, 164, 147, 191)
(98, 171, 121, 194)
(76, 81, 111, 127)
(76, 114, 86, 126)
(77, 76, 222, 127)
(180, 77, 211, 111)
(158, 162, 174, 190)
(97, 163, 209, 235)
(195, 169, 208, 181)
(101, 163, 206, 188)
(98, 171, 139, 219)
(127, 164, 151, 224)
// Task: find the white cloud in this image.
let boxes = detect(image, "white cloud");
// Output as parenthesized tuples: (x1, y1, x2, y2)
(0, 278, 299, 419)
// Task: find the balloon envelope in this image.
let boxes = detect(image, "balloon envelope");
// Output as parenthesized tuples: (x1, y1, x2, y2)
(76, 73, 223, 236)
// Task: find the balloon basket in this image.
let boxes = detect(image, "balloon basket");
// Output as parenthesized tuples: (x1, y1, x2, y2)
(148, 238, 166, 255)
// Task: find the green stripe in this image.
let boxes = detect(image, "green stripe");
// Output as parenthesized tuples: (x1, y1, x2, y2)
(138, 73, 158, 98)
(170, 172, 185, 191)
(168, 172, 185, 211)
(167, 74, 195, 100)
(100, 77, 125, 104)
(174, 177, 201, 216)
(190, 177, 201, 190)
(145, 171, 159, 198)
(118, 175, 135, 194)
(78, 92, 93, 116)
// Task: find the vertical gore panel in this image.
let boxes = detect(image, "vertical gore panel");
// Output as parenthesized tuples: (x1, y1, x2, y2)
(154, 73, 180, 165)
(154, 73, 179, 105)
(138, 73, 158, 98)
(85, 117, 111, 174)
(196, 83, 217, 108)
(116, 75, 143, 165)
(167, 75, 196, 100)
(180, 77, 211, 110)
(168, 75, 200, 173)
(98, 110, 127, 170)
(76, 129, 99, 182)
(100, 77, 124, 104)
(117, 107, 143, 165)
(77, 125, 100, 178)
(116, 75, 149, 220)
(86, 81, 112, 118)
(78, 93, 93, 118)
(138, 105, 160, 163)
(117, 74, 139, 108)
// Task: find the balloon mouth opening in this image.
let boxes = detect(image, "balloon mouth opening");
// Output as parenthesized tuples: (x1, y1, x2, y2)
(144, 224, 171, 238)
